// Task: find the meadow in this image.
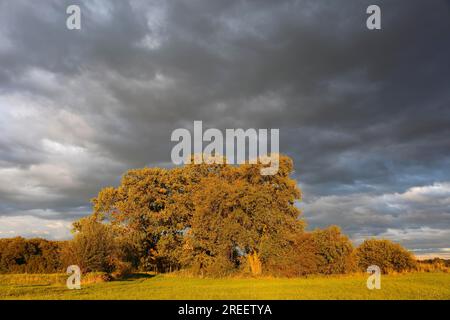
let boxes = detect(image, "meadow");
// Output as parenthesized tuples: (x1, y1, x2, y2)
(0, 272, 449, 300)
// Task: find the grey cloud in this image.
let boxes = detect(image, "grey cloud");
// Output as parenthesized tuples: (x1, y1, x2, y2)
(0, 0, 449, 249)
(301, 182, 450, 249)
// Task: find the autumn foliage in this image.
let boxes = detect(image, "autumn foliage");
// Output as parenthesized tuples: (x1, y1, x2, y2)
(0, 155, 421, 277)
(87, 155, 305, 276)
(0, 237, 64, 273)
(356, 239, 417, 273)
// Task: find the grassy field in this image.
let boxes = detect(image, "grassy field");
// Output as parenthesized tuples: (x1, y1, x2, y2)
(0, 272, 449, 300)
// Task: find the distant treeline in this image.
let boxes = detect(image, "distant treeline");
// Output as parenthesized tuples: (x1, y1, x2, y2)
(0, 155, 441, 277)
(0, 238, 65, 273)
(416, 258, 450, 273)
(0, 234, 428, 276)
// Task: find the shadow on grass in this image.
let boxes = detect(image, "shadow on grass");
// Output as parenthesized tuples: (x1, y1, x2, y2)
(120, 273, 157, 281)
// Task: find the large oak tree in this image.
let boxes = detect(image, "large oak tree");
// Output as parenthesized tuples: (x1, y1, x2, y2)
(91, 154, 303, 275)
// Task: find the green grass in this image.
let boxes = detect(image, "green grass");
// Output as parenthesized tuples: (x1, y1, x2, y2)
(0, 272, 449, 300)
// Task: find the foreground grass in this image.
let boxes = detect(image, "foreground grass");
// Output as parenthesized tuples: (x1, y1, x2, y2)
(0, 272, 449, 300)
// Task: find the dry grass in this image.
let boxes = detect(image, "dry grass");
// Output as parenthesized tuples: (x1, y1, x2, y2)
(0, 272, 449, 300)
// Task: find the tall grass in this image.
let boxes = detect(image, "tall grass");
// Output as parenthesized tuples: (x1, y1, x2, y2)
(0, 272, 110, 286)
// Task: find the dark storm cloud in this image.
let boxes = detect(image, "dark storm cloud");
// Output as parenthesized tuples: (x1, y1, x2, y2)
(0, 0, 449, 250)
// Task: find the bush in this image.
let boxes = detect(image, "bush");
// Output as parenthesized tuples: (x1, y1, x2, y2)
(356, 239, 416, 273)
(264, 233, 320, 277)
(205, 254, 238, 277)
(264, 228, 357, 277)
(82, 272, 113, 283)
(60, 217, 120, 274)
(312, 226, 357, 274)
(111, 260, 133, 279)
(0, 237, 64, 273)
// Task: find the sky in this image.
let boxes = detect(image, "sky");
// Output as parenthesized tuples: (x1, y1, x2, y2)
(0, 0, 449, 258)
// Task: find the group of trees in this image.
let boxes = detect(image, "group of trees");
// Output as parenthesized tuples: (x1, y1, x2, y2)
(0, 237, 63, 273)
(85, 155, 305, 276)
(0, 155, 419, 276)
(64, 154, 416, 276)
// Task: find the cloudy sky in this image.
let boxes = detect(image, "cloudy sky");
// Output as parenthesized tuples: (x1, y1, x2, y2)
(0, 0, 449, 257)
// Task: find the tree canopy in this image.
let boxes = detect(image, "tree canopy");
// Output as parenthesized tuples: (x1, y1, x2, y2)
(0, 155, 420, 277)
(90, 154, 303, 275)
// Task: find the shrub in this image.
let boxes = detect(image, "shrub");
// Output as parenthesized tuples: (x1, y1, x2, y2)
(204, 254, 238, 277)
(264, 233, 320, 277)
(356, 239, 416, 273)
(82, 272, 113, 284)
(111, 260, 133, 279)
(312, 226, 357, 274)
(60, 217, 120, 274)
(0, 237, 64, 273)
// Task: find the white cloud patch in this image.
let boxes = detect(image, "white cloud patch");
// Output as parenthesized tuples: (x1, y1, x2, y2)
(0, 215, 72, 240)
(302, 182, 450, 250)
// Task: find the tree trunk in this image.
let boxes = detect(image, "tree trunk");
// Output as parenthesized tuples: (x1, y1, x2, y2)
(247, 251, 262, 275)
